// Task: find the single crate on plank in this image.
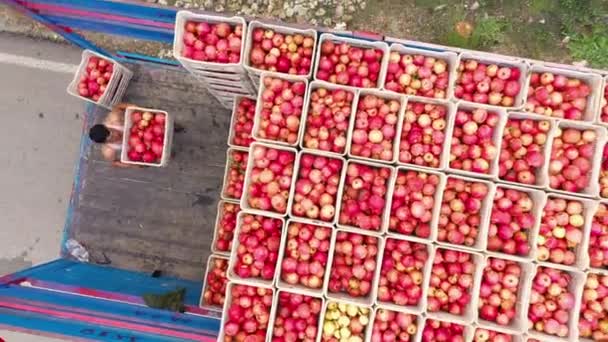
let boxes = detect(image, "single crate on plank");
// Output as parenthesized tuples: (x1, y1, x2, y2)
(266, 288, 325, 342)
(446, 102, 508, 180)
(173, 11, 247, 73)
(487, 183, 546, 262)
(585, 200, 608, 273)
(313, 33, 390, 89)
(383, 165, 446, 243)
(524, 64, 603, 123)
(453, 52, 529, 109)
(275, 218, 334, 297)
(367, 304, 424, 342)
(319, 298, 373, 342)
(419, 316, 475, 342)
(497, 112, 556, 189)
(335, 159, 396, 233)
(375, 235, 435, 314)
(227, 210, 284, 286)
(199, 254, 229, 311)
(211, 199, 241, 255)
(227, 95, 256, 149)
(595, 76, 608, 126)
(252, 73, 309, 147)
(218, 280, 275, 341)
(240, 142, 299, 217)
(395, 95, 456, 171)
(425, 246, 485, 326)
(436, 174, 496, 252)
(120, 106, 174, 167)
(526, 263, 585, 342)
(477, 253, 535, 334)
(287, 150, 347, 224)
(243, 21, 318, 80)
(324, 228, 384, 307)
(382, 43, 458, 100)
(546, 120, 606, 198)
(537, 193, 598, 271)
(67, 50, 133, 109)
(299, 81, 359, 157)
(346, 88, 406, 165)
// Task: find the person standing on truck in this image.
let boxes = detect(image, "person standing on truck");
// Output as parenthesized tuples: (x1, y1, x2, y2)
(88, 102, 136, 167)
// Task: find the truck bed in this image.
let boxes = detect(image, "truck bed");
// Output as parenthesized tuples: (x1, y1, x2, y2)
(65, 63, 232, 281)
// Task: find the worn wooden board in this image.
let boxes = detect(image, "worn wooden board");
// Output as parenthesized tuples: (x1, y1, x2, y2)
(67, 63, 235, 281)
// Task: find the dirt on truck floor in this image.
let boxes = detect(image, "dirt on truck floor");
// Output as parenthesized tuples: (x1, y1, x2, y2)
(1, 0, 608, 65)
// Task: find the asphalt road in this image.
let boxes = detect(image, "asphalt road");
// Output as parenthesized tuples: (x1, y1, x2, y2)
(0, 32, 84, 342)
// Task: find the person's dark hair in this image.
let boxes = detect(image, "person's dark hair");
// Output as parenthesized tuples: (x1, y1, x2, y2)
(89, 124, 111, 143)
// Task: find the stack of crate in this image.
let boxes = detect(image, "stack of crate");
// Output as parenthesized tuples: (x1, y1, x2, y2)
(173, 11, 255, 109)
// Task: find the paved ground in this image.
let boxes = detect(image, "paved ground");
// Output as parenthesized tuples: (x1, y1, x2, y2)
(0, 33, 83, 341)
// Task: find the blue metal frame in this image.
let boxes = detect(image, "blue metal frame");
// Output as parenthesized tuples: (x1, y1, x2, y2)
(0, 260, 220, 341)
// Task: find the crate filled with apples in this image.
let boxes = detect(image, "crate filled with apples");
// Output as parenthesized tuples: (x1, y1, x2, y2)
(477, 256, 534, 332)
(488, 184, 545, 259)
(211, 200, 241, 255)
(527, 265, 584, 341)
(173, 11, 246, 72)
(599, 77, 608, 125)
(314, 33, 389, 89)
(336, 160, 395, 232)
(227, 212, 284, 286)
(376, 237, 433, 313)
(121, 107, 173, 167)
(67, 50, 132, 109)
(426, 247, 484, 324)
(448, 104, 507, 178)
(536, 194, 596, 269)
(599, 144, 608, 199)
(369, 306, 423, 342)
(525, 66, 603, 122)
(437, 175, 495, 250)
(241, 142, 298, 216)
(578, 272, 608, 341)
(383, 44, 457, 100)
(290, 152, 345, 223)
(227, 96, 256, 148)
(498, 112, 554, 188)
(472, 328, 518, 342)
(200, 254, 229, 310)
(219, 281, 275, 341)
(421, 318, 472, 342)
(347, 90, 405, 164)
(547, 122, 605, 197)
(221, 148, 249, 201)
(320, 300, 372, 342)
(326, 230, 383, 306)
(397, 97, 454, 170)
(253, 74, 308, 146)
(453, 54, 528, 108)
(588, 202, 608, 271)
(244, 21, 317, 84)
(268, 289, 323, 342)
(387, 167, 445, 240)
(277, 220, 334, 293)
(300, 82, 357, 156)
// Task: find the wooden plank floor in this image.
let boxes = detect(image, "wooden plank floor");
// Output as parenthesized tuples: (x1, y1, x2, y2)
(67, 63, 235, 281)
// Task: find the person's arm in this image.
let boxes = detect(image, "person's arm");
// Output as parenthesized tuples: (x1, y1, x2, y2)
(101, 145, 140, 168)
